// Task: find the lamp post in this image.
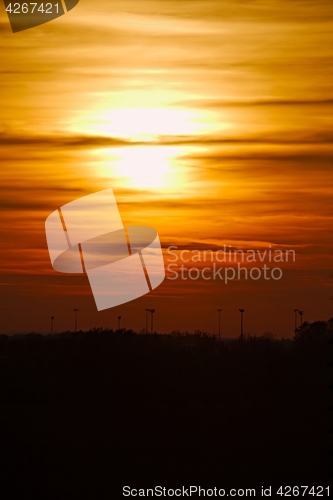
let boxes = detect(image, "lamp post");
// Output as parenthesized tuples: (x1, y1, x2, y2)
(239, 309, 245, 339)
(50, 316, 54, 335)
(298, 310, 304, 326)
(217, 309, 222, 341)
(74, 309, 79, 333)
(118, 316, 121, 331)
(145, 309, 150, 333)
(150, 309, 155, 334)
(293, 309, 299, 332)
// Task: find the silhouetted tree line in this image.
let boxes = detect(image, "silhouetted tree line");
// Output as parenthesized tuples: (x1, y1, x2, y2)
(0, 320, 332, 406)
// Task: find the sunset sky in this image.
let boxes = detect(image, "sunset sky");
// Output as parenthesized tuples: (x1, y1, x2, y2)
(0, 0, 332, 336)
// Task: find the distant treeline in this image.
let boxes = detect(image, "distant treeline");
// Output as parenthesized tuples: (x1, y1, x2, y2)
(0, 319, 332, 406)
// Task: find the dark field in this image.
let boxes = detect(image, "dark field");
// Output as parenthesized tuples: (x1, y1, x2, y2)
(0, 322, 332, 498)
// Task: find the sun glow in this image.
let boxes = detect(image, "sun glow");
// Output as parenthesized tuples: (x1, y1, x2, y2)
(115, 146, 177, 188)
(93, 145, 183, 189)
(70, 105, 223, 189)
(69, 106, 221, 140)
(98, 108, 197, 139)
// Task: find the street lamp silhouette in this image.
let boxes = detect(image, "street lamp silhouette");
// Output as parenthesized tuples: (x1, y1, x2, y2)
(145, 309, 150, 333)
(145, 309, 156, 334)
(293, 309, 299, 332)
(118, 316, 122, 330)
(217, 309, 222, 341)
(74, 309, 79, 332)
(239, 309, 245, 339)
(50, 316, 54, 334)
(298, 310, 304, 326)
(150, 309, 155, 334)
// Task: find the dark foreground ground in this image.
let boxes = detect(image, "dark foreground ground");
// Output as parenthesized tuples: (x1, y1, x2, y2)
(0, 322, 332, 498)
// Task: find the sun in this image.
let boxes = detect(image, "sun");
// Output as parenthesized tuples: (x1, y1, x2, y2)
(68, 105, 223, 189)
(67, 105, 220, 140)
(93, 145, 180, 189)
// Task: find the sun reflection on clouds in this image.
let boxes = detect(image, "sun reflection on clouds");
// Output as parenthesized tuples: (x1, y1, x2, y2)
(69, 104, 227, 190)
(92, 108, 197, 139)
(68, 106, 224, 141)
(92, 145, 185, 189)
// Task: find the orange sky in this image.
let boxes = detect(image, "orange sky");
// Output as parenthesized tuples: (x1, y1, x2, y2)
(0, 0, 332, 335)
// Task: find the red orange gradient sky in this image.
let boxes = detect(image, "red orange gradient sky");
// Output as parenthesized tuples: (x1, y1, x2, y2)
(0, 0, 332, 336)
